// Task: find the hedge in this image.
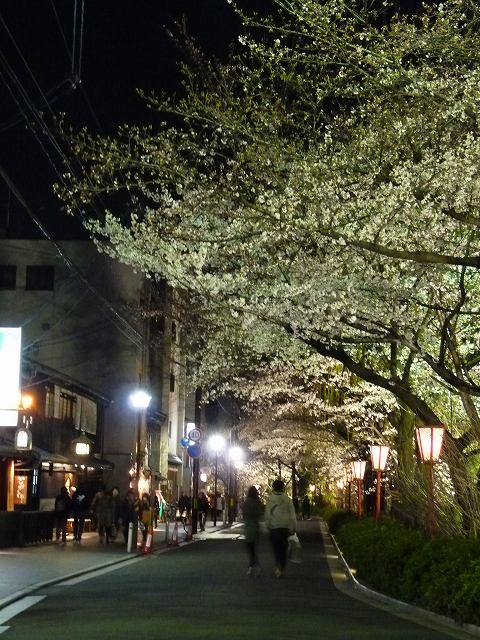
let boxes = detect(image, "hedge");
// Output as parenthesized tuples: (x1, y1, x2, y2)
(327, 511, 480, 626)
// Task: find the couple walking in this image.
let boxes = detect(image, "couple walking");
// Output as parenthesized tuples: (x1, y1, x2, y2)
(243, 479, 297, 578)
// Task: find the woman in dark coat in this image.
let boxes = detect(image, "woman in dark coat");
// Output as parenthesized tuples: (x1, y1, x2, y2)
(243, 486, 264, 575)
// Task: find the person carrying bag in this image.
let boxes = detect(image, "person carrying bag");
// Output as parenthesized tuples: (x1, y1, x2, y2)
(288, 531, 302, 563)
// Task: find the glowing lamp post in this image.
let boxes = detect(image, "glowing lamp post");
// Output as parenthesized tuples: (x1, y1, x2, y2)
(345, 464, 353, 512)
(208, 434, 226, 527)
(370, 445, 389, 521)
(129, 390, 152, 492)
(352, 460, 367, 518)
(416, 426, 445, 536)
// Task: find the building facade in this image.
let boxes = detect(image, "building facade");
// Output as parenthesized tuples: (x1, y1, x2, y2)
(0, 239, 187, 512)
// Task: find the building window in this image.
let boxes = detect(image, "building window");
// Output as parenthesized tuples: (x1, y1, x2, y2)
(26, 265, 54, 291)
(0, 265, 16, 289)
(59, 391, 76, 421)
(45, 385, 55, 418)
(170, 373, 175, 393)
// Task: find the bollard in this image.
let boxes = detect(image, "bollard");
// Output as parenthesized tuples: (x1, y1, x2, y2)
(144, 525, 153, 554)
(127, 521, 134, 553)
(168, 521, 179, 546)
(184, 517, 192, 541)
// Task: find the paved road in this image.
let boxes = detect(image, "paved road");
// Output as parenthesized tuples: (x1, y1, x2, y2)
(0, 521, 471, 639)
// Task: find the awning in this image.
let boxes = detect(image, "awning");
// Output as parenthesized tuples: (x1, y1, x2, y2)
(0, 435, 113, 470)
(168, 453, 183, 466)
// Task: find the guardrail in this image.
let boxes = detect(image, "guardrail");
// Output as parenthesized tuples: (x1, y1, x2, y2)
(0, 510, 55, 548)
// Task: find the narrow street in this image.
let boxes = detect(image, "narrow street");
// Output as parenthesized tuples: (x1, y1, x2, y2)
(0, 521, 468, 640)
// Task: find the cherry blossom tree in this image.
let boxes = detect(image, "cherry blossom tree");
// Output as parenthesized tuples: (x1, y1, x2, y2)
(57, 0, 480, 533)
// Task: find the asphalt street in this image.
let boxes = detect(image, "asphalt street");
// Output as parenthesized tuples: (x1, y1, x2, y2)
(0, 521, 471, 640)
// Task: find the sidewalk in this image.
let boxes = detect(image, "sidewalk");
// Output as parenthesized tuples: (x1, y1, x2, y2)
(0, 520, 221, 609)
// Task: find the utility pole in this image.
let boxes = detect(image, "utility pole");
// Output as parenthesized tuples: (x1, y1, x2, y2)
(191, 387, 201, 534)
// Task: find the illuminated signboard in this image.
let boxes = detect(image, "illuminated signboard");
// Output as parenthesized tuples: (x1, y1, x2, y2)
(0, 327, 21, 427)
(14, 475, 28, 505)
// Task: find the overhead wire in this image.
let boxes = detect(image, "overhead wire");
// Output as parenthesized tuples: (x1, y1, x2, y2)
(49, 0, 102, 130)
(0, 6, 167, 358)
(0, 164, 144, 350)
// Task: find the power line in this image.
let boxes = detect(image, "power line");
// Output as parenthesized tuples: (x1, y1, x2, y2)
(0, 164, 144, 349)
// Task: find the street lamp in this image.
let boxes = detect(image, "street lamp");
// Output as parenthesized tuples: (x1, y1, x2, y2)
(416, 425, 445, 536)
(208, 434, 226, 526)
(129, 390, 152, 492)
(344, 464, 353, 512)
(352, 460, 367, 519)
(370, 445, 389, 522)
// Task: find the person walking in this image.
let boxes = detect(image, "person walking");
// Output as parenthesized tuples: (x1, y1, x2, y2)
(71, 484, 89, 544)
(198, 491, 209, 531)
(264, 479, 297, 578)
(95, 487, 115, 544)
(110, 486, 122, 539)
(139, 492, 152, 547)
(243, 486, 264, 576)
(54, 486, 71, 546)
(302, 494, 311, 520)
(121, 489, 139, 544)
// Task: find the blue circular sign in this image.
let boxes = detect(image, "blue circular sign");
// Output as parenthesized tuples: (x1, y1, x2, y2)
(187, 443, 201, 458)
(180, 437, 190, 447)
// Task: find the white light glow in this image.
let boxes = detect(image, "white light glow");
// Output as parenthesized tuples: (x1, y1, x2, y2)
(0, 327, 21, 427)
(129, 390, 152, 410)
(229, 446, 243, 462)
(75, 442, 90, 456)
(208, 434, 226, 453)
(15, 427, 32, 451)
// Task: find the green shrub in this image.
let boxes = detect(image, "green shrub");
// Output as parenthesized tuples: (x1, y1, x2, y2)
(330, 515, 480, 626)
(451, 560, 480, 626)
(400, 538, 480, 619)
(324, 508, 355, 533)
(334, 516, 424, 597)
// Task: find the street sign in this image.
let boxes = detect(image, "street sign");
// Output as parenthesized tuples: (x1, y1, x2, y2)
(188, 428, 201, 442)
(180, 437, 190, 447)
(187, 443, 201, 458)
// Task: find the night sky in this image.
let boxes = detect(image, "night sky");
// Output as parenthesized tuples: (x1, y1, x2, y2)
(0, 0, 419, 239)
(0, 0, 240, 238)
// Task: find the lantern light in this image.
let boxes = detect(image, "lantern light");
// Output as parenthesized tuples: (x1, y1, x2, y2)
(352, 459, 367, 519)
(370, 445, 389, 471)
(72, 430, 93, 456)
(416, 426, 445, 464)
(370, 445, 390, 521)
(15, 425, 32, 451)
(352, 460, 367, 480)
(21, 394, 34, 411)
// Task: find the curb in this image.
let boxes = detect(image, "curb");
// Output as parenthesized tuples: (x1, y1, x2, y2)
(0, 523, 231, 611)
(321, 520, 480, 639)
(0, 549, 147, 611)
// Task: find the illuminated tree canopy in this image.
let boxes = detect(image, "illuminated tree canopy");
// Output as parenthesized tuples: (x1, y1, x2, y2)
(58, 0, 480, 533)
